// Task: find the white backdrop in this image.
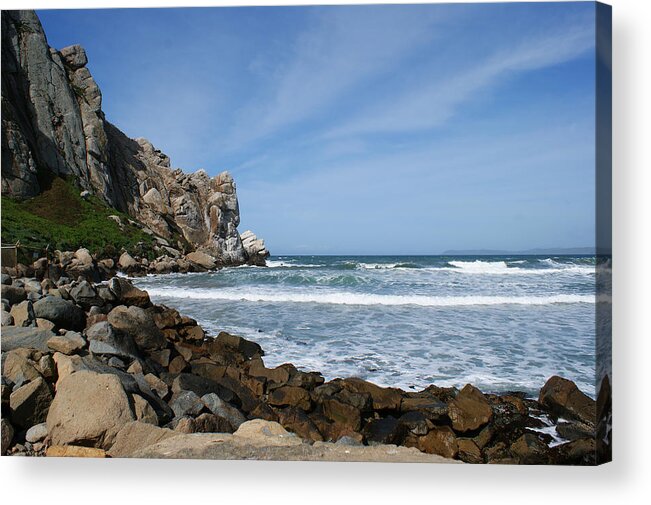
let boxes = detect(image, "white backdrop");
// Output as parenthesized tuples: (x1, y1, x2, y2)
(0, 0, 649, 503)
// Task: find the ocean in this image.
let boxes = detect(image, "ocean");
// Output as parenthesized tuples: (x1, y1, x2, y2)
(133, 255, 600, 399)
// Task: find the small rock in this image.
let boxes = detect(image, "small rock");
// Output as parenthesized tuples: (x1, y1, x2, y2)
(169, 390, 204, 418)
(1, 309, 13, 326)
(9, 300, 35, 327)
(448, 384, 493, 433)
(1, 418, 14, 455)
(47, 331, 87, 355)
(132, 394, 159, 425)
(418, 426, 458, 459)
(25, 422, 48, 443)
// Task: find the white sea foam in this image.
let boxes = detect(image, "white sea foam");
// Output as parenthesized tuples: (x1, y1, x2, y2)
(145, 287, 595, 307)
(447, 260, 593, 275)
(265, 260, 326, 268)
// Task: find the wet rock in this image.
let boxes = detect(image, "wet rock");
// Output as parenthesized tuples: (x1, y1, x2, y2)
(539, 376, 595, 426)
(276, 407, 323, 441)
(268, 386, 312, 411)
(419, 426, 458, 459)
(341, 377, 403, 411)
(362, 416, 407, 446)
(398, 410, 430, 436)
(551, 437, 596, 465)
(321, 397, 362, 432)
(448, 384, 493, 433)
(556, 421, 595, 441)
(510, 433, 551, 464)
(457, 438, 483, 463)
(205, 332, 263, 365)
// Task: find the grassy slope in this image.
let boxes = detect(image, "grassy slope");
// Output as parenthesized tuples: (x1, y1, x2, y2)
(1, 177, 154, 260)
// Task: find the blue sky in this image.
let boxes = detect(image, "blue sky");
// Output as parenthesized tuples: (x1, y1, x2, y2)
(38, 2, 597, 255)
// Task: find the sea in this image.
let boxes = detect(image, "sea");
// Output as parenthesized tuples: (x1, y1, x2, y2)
(133, 255, 602, 399)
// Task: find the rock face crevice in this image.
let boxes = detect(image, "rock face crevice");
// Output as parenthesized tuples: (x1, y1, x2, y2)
(1, 10, 268, 266)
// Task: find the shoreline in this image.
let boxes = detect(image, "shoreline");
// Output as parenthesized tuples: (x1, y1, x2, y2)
(1, 249, 610, 464)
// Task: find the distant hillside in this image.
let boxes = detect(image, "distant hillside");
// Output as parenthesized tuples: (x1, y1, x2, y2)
(441, 247, 596, 256)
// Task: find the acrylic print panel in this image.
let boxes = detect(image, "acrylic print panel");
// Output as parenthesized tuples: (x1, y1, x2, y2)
(0, 2, 611, 465)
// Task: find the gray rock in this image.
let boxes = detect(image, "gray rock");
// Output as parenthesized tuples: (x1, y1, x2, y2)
(46, 370, 136, 450)
(22, 278, 42, 294)
(1, 274, 12, 285)
(1, 418, 14, 455)
(1, 310, 14, 326)
(86, 321, 138, 360)
(201, 392, 247, 429)
(25, 422, 48, 443)
(107, 305, 165, 351)
(1, 285, 26, 305)
(33, 296, 85, 331)
(169, 390, 204, 418)
(0, 326, 55, 352)
(69, 280, 103, 309)
(10, 376, 53, 429)
(60, 44, 88, 69)
(108, 357, 126, 369)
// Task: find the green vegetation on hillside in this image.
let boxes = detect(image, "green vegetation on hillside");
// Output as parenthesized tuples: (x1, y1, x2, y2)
(1, 177, 154, 261)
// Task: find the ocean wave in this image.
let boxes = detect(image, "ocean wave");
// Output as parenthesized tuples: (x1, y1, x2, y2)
(145, 287, 596, 307)
(446, 260, 593, 275)
(265, 260, 326, 268)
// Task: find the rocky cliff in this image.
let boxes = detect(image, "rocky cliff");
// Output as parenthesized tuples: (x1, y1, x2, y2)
(1, 10, 268, 266)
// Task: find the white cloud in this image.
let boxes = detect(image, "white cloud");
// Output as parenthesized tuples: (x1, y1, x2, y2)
(323, 22, 596, 138)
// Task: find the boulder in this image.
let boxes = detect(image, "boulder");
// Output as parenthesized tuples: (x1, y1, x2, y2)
(1, 326, 55, 352)
(168, 355, 188, 374)
(47, 370, 136, 449)
(457, 438, 483, 463)
(341, 377, 403, 411)
(362, 416, 407, 446)
(418, 426, 458, 459)
(539, 376, 596, 426)
(47, 331, 87, 355)
(108, 421, 179, 458)
(201, 393, 247, 429)
(1, 310, 13, 326)
(321, 397, 362, 432)
(9, 300, 35, 327)
(174, 413, 233, 434)
(73, 248, 93, 265)
(205, 332, 263, 365)
(185, 251, 217, 270)
(33, 296, 85, 331)
(10, 376, 53, 429)
(69, 280, 103, 309)
(510, 433, 551, 464)
(25, 422, 48, 443)
(1, 285, 27, 305)
(86, 321, 139, 360)
(144, 373, 169, 400)
(118, 252, 139, 271)
(1, 418, 14, 455)
(448, 384, 493, 433)
(2, 349, 41, 387)
(132, 394, 159, 425)
(398, 410, 430, 436)
(268, 385, 312, 411)
(169, 390, 205, 418)
(46, 446, 107, 458)
(108, 277, 150, 307)
(107, 305, 165, 351)
(276, 407, 323, 441)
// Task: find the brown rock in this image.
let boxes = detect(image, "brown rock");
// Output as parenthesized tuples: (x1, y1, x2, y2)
(46, 370, 136, 449)
(268, 386, 312, 411)
(180, 324, 204, 342)
(107, 305, 165, 351)
(46, 445, 108, 458)
(168, 355, 188, 374)
(539, 376, 596, 426)
(321, 397, 362, 432)
(10, 376, 53, 429)
(132, 394, 158, 425)
(108, 421, 178, 458)
(448, 384, 493, 433)
(47, 332, 86, 355)
(10, 300, 35, 327)
(510, 433, 551, 464)
(247, 358, 290, 384)
(551, 437, 596, 465)
(457, 438, 483, 463)
(362, 416, 407, 446)
(3, 349, 41, 387)
(341, 377, 402, 411)
(276, 407, 323, 441)
(144, 373, 169, 400)
(419, 426, 458, 458)
(109, 277, 150, 307)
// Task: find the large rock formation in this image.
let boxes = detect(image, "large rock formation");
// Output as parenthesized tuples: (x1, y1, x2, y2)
(1, 10, 268, 266)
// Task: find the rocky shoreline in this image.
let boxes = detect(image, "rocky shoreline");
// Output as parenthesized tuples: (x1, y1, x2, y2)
(1, 249, 610, 464)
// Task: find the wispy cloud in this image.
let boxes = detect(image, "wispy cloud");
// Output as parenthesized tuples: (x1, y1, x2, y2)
(322, 20, 595, 138)
(223, 6, 449, 151)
